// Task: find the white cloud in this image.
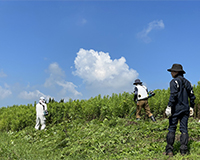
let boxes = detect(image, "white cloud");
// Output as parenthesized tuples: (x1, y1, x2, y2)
(44, 62, 82, 98)
(0, 86, 12, 99)
(4, 83, 10, 89)
(137, 20, 165, 43)
(73, 48, 139, 95)
(0, 69, 7, 78)
(44, 62, 65, 87)
(57, 81, 82, 96)
(18, 90, 48, 100)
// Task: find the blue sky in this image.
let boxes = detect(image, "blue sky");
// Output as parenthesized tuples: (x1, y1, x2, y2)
(0, 1, 200, 107)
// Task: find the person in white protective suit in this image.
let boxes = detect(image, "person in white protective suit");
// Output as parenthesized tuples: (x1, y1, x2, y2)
(35, 97, 48, 130)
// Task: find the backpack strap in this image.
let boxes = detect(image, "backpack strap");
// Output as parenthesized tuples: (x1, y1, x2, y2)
(177, 77, 189, 95)
(40, 102, 48, 116)
(177, 77, 185, 88)
(39, 102, 45, 110)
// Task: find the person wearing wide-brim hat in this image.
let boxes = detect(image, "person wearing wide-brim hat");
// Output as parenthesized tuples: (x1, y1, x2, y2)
(167, 63, 186, 74)
(164, 63, 196, 157)
(133, 79, 143, 85)
(133, 79, 156, 122)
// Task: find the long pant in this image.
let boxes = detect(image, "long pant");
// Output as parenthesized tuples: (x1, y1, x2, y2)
(166, 112, 189, 154)
(136, 99, 153, 119)
(168, 112, 189, 133)
(35, 115, 46, 130)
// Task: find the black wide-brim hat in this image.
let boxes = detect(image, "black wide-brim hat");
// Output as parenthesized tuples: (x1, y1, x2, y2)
(133, 79, 142, 85)
(167, 64, 186, 74)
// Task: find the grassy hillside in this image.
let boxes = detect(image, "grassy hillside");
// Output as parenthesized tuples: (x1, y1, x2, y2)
(1, 117, 200, 160)
(1, 88, 200, 159)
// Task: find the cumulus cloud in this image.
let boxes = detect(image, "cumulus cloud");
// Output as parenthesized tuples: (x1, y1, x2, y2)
(18, 90, 47, 100)
(0, 85, 12, 99)
(44, 62, 82, 98)
(137, 20, 165, 43)
(73, 48, 139, 95)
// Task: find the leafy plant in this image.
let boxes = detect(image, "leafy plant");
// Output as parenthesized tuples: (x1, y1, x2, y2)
(0, 82, 200, 159)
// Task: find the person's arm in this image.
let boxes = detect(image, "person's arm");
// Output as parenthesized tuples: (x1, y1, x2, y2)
(187, 82, 196, 108)
(168, 79, 179, 108)
(133, 87, 138, 102)
(165, 79, 179, 117)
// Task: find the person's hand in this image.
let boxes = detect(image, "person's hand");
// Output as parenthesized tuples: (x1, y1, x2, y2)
(165, 106, 171, 117)
(190, 107, 194, 116)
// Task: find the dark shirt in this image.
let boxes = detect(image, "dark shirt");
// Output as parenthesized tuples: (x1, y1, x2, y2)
(168, 75, 195, 116)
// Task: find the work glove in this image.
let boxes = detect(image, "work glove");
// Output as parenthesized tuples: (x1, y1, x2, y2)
(165, 106, 171, 117)
(190, 107, 194, 116)
(148, 90, 155, 98)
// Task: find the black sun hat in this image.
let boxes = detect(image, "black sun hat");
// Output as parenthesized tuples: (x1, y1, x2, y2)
(133, 79, 142, 85)
(167, 64, 186, 74)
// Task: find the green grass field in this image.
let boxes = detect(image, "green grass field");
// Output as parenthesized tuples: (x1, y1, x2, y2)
(1, 117, 200, 160)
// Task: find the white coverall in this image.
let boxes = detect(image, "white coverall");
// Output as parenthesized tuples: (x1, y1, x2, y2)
(35, 100, 47, 130)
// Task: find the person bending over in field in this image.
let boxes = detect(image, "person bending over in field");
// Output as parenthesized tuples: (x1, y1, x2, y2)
(133, 79, 156, 122)
(35, 97, 48, 130)
(165, 64, 196, 156)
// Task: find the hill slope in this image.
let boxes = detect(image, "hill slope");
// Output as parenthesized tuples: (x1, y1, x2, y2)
(1, 118, 200, 160)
